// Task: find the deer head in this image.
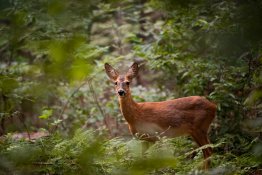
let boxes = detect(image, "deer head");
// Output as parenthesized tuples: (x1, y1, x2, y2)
(104, 63, 139, 97)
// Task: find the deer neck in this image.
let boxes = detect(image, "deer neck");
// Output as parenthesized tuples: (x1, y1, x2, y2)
(118, 93, 139, 124)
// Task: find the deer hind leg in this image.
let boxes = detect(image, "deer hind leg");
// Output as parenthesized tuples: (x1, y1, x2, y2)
(191, 131, 212, 170)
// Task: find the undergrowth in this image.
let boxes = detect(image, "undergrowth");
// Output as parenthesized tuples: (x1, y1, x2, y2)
(0, 129, 261, 175)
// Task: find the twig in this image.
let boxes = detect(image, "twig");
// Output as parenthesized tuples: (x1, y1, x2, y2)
(185, 142, 225, 157)
(87, 79, 112, 136)
(159, 126, 172, 136)
(5, 111, 31, 140)
(51, 67, 105, 133)
(33, 162, 76, 166)
(16, 111, 31, 140)
(87, 79, 106, 118)
(136, 126, 172, 140)
(50, 77, 92, 133)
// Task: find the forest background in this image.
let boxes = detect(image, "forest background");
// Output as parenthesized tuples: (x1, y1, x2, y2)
(0, 0, 261, 174)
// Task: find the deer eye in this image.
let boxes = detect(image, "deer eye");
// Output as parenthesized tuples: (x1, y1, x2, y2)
(126, 82, 130, 86)
(114, 82, 117, 85)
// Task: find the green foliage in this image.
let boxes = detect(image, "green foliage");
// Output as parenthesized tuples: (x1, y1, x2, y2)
(0, 129, 261, 174)
(38, 109, 53, 119)
(135, 0, 262, 137)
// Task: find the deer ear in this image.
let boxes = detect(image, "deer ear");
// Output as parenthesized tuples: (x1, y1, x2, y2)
(126, 62, 139, 80)
(104, 63, 119, 81)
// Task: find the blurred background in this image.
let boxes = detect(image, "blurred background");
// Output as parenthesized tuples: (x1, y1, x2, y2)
(0, 0, 261, 174)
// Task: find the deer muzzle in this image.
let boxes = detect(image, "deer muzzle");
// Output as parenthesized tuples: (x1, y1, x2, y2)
(118, 90, 126, 96)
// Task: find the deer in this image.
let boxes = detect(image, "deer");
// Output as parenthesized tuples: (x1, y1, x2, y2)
(104, 62, 216, 170)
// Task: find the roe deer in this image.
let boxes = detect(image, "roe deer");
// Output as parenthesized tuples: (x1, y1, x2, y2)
(104, 62, 216, 169)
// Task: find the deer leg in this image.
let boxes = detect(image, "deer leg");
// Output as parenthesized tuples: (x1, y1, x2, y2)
(202, 135, 212, 170)
(191, 132, 212, 170)
(204, 135, 212, 156)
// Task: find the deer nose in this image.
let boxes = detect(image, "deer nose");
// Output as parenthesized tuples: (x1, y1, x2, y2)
(118, 90, 126, 96)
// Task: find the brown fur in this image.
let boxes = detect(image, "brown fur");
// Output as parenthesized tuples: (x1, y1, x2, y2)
(105, 63, 216, 170)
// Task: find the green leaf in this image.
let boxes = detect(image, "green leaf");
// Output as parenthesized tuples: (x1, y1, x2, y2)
(51, 119, 62, 125)
(0, 76, 19, 94)
(38, 109, 53, 119)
